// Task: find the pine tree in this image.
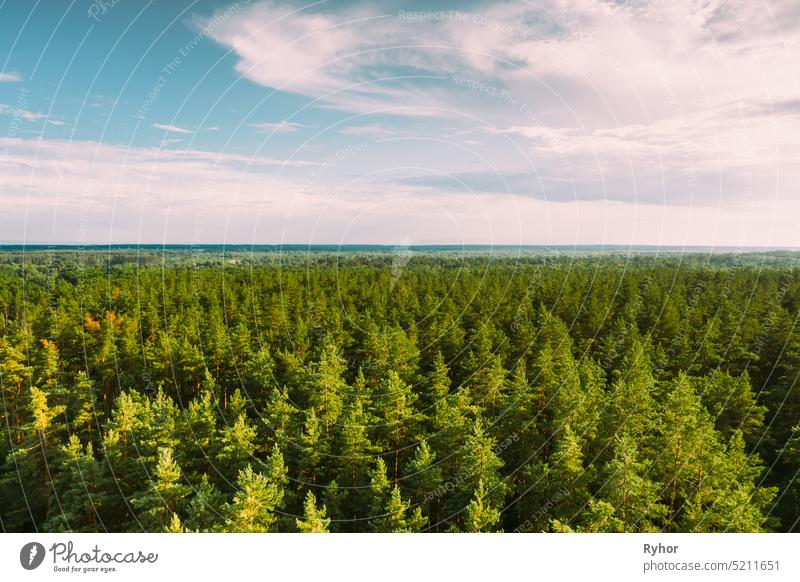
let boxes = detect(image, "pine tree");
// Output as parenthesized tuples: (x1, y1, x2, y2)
(244, 345, 276, 409)
(468, 353, 507, 420)
(261, 386, 297, 454)
(547, 424, 592, 524)
(165, 512, 186, 533)
(375, 371, 418, 482)
(446, 419, 506, 530)
(150, 387, 180, 452)
(592, 432, 666, 532)
(67, 372, 98, 443)
(0, 337, 34, 440)
(223, 464, 284, 532)
(655, 374, 723, 531)
(299, 408, 326, 485)
(369, 457, 391, 519)
(602, 339, 657, 444)
(464, 480, 501, 532)
(43, 436, 111, 532)
(263, 444, 293, 530)
(553, 499, 617, 533)
(225, 389, 249, 424)
(92, 311, 120, 402)
(322, 479, 349, 532)
(184, 474, 225, 532)
(216, 413, 258, 480)
(430, 388, 474, 481)
(681, 431, 776, 532)
(129, 447, 191, 531)
(100, 391, 153, 529)
(424, 351, 451, 413)
(780, 426, 800, 529)
(307, 338, 346, 436)
(0, 386, 66, 530)
(651, 374, 774, 532)
(372, 484, 426, 532)
(35, 339, 61, 396)
(500, 360, 536, 470)
(296, 490, 330, 533)
(404, 440, 443, 527)
(334, 395, 375, 521)
(175, 387, 218, 479)
(692, 370, 765, 442)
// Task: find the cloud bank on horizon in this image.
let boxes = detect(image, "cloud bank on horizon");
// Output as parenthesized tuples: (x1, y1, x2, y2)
(0, 0, 799, 246)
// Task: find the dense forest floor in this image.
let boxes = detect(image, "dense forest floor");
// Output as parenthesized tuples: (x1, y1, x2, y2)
(1, 250, 799, 532)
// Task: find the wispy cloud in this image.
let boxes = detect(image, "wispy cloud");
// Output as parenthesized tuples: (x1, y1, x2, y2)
(0, 137, 321, 243)
(339, 123, 393, 136)
(247, 121, 303, 133)
(0, 72, 23, 82)
(0, 103, 46, 122)
(0, 103, 65, 126)
(201, 2, 471, 114)
(153, 123, 194, 134)
(203, 0, 800, 210)
(202, 0, 800, 126)
(2, 134, 797, 246)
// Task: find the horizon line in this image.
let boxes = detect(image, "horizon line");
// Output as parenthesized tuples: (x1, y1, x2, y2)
(2, 243, 800, 252)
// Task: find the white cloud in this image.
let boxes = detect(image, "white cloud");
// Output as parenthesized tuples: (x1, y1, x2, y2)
(0, 137, 320, 244)
(153, 123, 194, 134)
(339, 123, 393, 136)
(201, 2, 476, 114)
(0, 103, 46, 122)
(204, 3, 376, 97)
(1, 134, 797, 246)
(247, 121, 303, 133)
(0, 72, 23, 82)
(4, 0, 800, 245)
(200, 0, 800, 216)
(202, 1, 800, 124)
(0, 104, 65, 126)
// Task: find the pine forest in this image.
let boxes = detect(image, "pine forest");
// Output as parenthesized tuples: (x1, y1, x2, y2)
(1, 249, 799, 533)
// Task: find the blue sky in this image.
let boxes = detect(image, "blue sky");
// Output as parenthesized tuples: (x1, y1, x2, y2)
(1, 0, 799, 246)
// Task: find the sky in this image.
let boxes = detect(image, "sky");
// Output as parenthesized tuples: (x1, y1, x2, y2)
(1, 0, 799, 247)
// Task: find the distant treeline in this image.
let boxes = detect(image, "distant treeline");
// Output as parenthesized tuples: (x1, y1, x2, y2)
(1, 253, 799, 532)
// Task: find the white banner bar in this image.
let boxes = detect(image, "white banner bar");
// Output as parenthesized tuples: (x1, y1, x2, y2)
(1, 534, 798, 581)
